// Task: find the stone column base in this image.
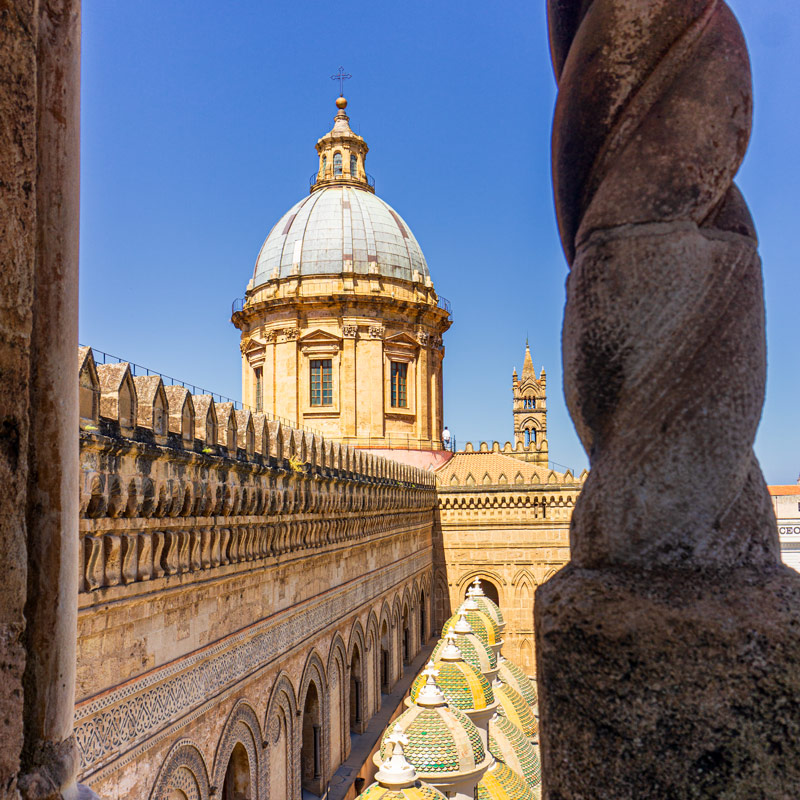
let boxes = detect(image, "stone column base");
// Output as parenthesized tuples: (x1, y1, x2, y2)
(535, 565, 800, 798)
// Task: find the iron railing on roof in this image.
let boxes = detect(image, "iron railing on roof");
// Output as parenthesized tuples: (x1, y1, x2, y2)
(82, 345, 320, 435)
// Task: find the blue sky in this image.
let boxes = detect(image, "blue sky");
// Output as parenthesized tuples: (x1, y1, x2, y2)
(79, 1, 799, 484)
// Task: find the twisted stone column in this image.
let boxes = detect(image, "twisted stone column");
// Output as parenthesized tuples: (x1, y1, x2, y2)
(535, 2, 800, 796)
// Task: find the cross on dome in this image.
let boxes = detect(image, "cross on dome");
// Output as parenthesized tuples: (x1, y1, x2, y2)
(330, 66, 352, 96)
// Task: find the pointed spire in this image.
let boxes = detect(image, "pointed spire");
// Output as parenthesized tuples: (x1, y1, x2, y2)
(522, 341, 535, 379)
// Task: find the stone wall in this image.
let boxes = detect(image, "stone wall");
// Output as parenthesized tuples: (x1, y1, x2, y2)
(74, 348, 437, 799)
(434, 451, 584, 674)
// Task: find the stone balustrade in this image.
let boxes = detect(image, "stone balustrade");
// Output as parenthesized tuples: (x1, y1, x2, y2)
(78, 346, 436, 595)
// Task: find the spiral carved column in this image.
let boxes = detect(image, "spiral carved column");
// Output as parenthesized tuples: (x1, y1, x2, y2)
(534, 1, 800, 796)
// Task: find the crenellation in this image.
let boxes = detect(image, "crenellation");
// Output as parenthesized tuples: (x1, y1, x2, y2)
(97, 361, 137, 436)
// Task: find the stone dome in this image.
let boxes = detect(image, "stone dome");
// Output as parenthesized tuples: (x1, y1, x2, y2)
(488, 714, 542, 793)
(497, 657, 538, 710)
(251, 185, 431, 288)
(410, 656, 494, 712)
(477, 761, 535, 800)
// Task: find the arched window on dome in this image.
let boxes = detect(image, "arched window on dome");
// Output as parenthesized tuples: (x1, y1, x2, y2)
(321, 155, 327, 177)
(333, 152, 342, 176)
(350, 154, 357, 177)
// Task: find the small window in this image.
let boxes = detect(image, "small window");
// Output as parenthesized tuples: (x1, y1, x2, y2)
(333, 152, 342, 176)
(321, 155, 327, 177)
(523, 396, 535, 409)
(254, 367, 263, 412)
(391, 362, 408, 408)
(310, 359, 333, 406)
(350, 154, 357, 177)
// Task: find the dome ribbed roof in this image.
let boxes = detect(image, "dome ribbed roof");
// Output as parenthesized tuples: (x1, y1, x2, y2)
(252, 186, 430, 287)
(488, 715, 542, 792)
(477, 761, 535, 800)
(431, 632, 497, 673)
(497, 658, 538, 710)
(378, 705, 485, 776)
(442, 609, 500, 648)
(473, 595, 504, 629)
(495, 682, 538, 740)
(356, 783, 448, 800)
(410, 659, 494, 711)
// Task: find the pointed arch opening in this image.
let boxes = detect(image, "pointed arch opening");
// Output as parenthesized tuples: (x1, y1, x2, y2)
(301, 681, 323, 796)
(349, 642, 362, 732)
(221, 742, 251, 800)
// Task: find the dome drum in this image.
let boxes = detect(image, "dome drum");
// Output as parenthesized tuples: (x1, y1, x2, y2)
(233, 98, 451, 450)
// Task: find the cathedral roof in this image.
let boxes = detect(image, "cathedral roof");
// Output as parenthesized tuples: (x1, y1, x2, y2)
(442, 607, 501, 649)
(468, 579, 505, 629)
(251, 186, 430, 287)
(495, 681, 538, 740)
(251, 98, 431, 289)
(377, 704, 486, 777)
(497, 657, 538, 710)
(435, 453, 572, 487)
(409, 644, 495, 711)
(488, 714, 542, 792)
(477, 760, 535, 800)
(431, 629, 497, 673)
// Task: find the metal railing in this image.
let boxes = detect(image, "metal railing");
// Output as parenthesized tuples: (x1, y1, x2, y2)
(309, 171, 375, 190)
(437, 295, 452, 318)
(81, 345, 321, 435)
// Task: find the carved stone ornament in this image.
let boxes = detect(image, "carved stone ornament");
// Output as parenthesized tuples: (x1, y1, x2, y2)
(368, 325, 385, 340)
(416, 330, 430, 346)
(281, 327, 299, 342)
(342, 325, 358, 339)
(263, 330, 277, 344)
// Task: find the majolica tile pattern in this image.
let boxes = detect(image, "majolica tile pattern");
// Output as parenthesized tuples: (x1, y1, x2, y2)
(357, 782, 448, 800)
(497, 658, 537, 709)
(477, 761, 535, 800)
(410, 660, 494, 711)
(431, 633, 496, 673)
(441, 609, 500, 648)
(495, 681, 537, 739)
(473, 595, 504, 629)
(379, 706, 485, 776)
(489, 714, 542, 791)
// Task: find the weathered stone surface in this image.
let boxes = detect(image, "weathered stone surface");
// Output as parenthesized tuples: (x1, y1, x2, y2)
(537, 0, 800, 796)
(537, 566, 800, 798)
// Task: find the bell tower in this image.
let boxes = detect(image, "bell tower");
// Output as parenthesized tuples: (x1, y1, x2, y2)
(512, 342, 548, 462)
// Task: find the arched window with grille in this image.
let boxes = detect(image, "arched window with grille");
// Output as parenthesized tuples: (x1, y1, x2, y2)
(333, 152, 342, 176)
(350, 154, 357, 177)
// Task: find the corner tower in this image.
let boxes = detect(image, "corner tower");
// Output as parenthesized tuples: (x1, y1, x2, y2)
(232, 96, 452, 450)
(511, 342, 548, 464)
